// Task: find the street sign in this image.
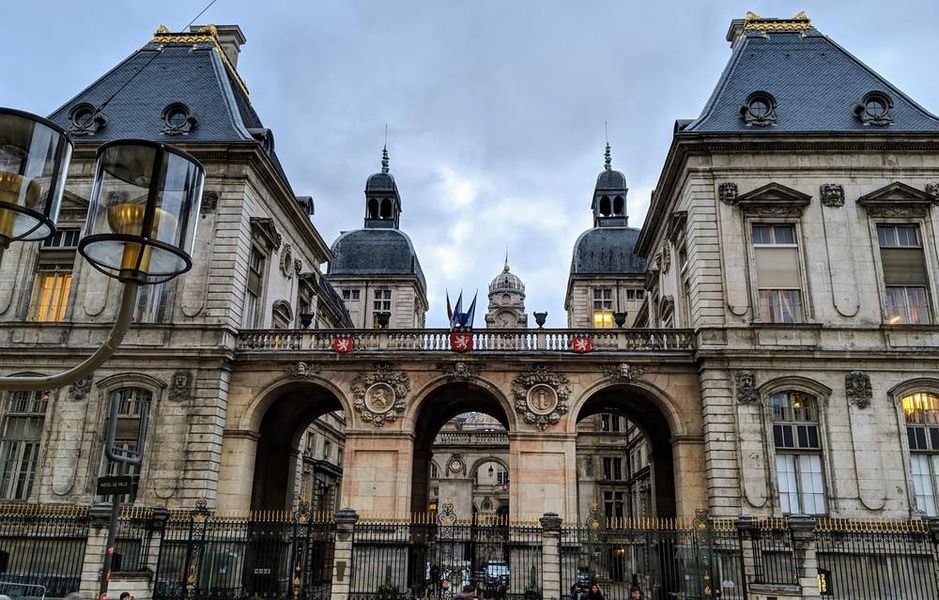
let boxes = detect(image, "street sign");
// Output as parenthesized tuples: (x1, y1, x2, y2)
(96, 475, 135, 496)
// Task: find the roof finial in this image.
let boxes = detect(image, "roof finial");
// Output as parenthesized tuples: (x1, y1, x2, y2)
(604, 121, 612, 171)
(504, 247, 510, 272)
(381, 124, 390, 174)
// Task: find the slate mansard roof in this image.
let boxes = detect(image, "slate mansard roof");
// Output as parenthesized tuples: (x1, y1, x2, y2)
(570, 227, 646, 276)
(685, 21, 939, 133)
(328, 228, 427, 291)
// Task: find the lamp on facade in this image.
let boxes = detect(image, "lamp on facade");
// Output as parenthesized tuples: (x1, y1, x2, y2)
(0, 133, 204, 392)
(0, 108, 72, 248)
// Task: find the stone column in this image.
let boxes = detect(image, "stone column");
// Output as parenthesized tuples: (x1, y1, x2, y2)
(215, 429, 260, 511)
(789, 515, 821, 600)
(540, 512, 563, 600)
(331, 508, 359, 600)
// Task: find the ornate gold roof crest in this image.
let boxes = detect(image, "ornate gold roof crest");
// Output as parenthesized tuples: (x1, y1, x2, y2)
(743, 11, 813, 32)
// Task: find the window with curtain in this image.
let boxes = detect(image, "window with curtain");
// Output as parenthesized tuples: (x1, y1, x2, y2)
(878, 225, 930, 324)
(592, 288, 614, 328)
(243, 247, 265, 328)
(29, 265, 72, 322)
(98, 387, 151, 504)
(752, 224, 804, 323)
(0, 390, 48, 500)
(771, 390, 826, 515)
(902, 391, 939, 516)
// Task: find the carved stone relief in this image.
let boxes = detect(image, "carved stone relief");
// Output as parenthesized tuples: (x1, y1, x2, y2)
(735, 370, 758, 405)
(718, 182, 738, 205)
(845, 371, 872, 409)
(351, 363, 410, 427)
(437, 361, 482, 381)
(511, 364, 572, 431)
(289, 361, 322, 379)
(819, 184, 845, 207)
(602, 363, 646, 383)
(68, 375, 93, 401)
(168, 369, 194, 403)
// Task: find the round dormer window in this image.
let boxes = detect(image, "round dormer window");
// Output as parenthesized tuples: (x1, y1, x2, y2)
(739, 92, 777, 127)
(68, 103, 106, 135)
(855, 91, 893, 126)
(161, 102, 197, 135)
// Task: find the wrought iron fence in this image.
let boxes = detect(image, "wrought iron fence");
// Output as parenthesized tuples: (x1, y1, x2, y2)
(154, 502, 335, 600)
(350, 514, 543, 600)
(0, 504, 89, 598)
(815, 518, 939, 600)
(745, 517, 798, 586)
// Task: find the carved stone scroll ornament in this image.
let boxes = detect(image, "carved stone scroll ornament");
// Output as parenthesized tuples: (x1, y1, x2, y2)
(845, 371, 873, 409)
(718, 182, 738, 205)
(437, 361, 482, 381)
(68, 375, 93, 401)
(511, 364, 572, 431)
(288, 361, 322, 379)
(350, 363, 410, 428)
(735, 370, 758, 405)
(168, 370, 194, 403)
(926, 183, 939, 199)
(602, 362, 646, 383)
(820, 184, 845, 208)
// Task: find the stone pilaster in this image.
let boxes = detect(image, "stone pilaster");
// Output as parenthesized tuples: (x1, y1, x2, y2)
(331, 508, 359, 600)
(539, 512, 563, 600)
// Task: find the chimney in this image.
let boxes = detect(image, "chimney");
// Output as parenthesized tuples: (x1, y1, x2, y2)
(191, 24, 246, 69)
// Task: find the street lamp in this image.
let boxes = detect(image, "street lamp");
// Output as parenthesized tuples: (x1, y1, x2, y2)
(0, 118, 205, 392)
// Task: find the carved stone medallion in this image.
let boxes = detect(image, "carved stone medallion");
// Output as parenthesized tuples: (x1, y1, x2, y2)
(364, 382, 396, 414)
(512, 364, 572, 431)
(168, 369, 194, 403)
(718, 182, 738, 205)
(602, 363, 646, 383)
(280, 244, 295, 279)
(845, 371, 872, 409)
(527, 384, 559, 416)
(351, 363, 410, 427)
(820, 184, 845, 207)
(438, 361, 481, 381)
(735, 370, 758, 405)
(68, 375, 93, 401)
(447, 454, 465, 475)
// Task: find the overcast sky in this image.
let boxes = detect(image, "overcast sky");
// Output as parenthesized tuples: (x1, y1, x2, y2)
(4, 1, 938, 327)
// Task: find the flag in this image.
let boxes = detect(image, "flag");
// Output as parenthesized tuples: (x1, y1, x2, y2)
(450, 331, 474, 353)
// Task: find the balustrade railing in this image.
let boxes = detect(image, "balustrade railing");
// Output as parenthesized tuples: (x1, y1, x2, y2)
(237, 328, 695, 353)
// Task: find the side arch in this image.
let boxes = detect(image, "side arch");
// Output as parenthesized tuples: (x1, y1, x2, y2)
(468, 455, 510, 477)
(237, 374, 355, 433)
(567, 377, 689, 437)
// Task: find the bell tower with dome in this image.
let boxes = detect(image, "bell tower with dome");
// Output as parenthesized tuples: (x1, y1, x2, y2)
(485, 259, 528, 328)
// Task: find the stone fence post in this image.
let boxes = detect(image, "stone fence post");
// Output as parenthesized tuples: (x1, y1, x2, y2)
(539, 512, 562, 599)
(734, 516, 757, 593)
(331, 508, 359, 600)
(929, 518, 939, 587)
(788, 514, 820, 600)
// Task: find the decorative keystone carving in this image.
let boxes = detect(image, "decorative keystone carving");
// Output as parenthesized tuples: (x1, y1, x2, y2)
(718, 182, 738, 205)
(351, 363, 410, 428)
(735, 370, 758, 405)
(293, 258, 303, 275)
(602, 363, 646, 383)
(926, 183, 939, 199)
(68, 375, 93, 401)
(168, 370, 194, 403)
(820, 184, 845, 207)
(289, 361, 322, 379)
(845, 371, 873, 409)
(511, 364, 572, 431)
(438, 361, 482, 381)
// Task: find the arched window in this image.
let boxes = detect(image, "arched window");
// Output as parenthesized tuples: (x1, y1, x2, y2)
(613, 195, 625, 215)
(380, 198, 392, 219)
(367, 198, 379, 219)
(98, 387, 152, 504)
(902, 391, 939, 516)
(0, 390, 48, 500)
(770, 391, 826, 515)
(599, 196, 612, 217)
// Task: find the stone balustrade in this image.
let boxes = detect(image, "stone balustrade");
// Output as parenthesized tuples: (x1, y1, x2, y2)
(236, 327, 696, 353)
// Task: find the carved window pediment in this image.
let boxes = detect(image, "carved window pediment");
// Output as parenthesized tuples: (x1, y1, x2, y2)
(857, 182, 938, 218)
(250, 217, 283, 253)
(736, 183, 811, 216)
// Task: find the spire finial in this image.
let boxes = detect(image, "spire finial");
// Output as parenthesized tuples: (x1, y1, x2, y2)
(380, 125, 390, 174)
(604, 121, 612, 171)
(504, 247, 510, 272)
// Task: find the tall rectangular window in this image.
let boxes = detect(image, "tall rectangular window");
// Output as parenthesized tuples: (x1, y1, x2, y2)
(602, 457, 624, 481)
(603, 490, 626, 519)
(601, 414, 622, 432)
(752, 224, 803, 323)
(878, 224, 930, 324)
(771, 391, 826, 515)
(243, 247, 265, 328)
(592, 288, 614, 328)
(99, 388, 151, 504)
(902, 392, 939, 516)
(134, 282, 169, 323)
(29, 265, 72, 322)
(0, 391, 48, 500)
(372, 289, 392, 327)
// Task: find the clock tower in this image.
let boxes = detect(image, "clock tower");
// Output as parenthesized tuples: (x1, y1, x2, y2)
(485, 260, 528, 328)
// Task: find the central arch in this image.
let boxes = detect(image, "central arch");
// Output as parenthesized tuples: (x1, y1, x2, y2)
(409, 380, 512, 515)
(250, 379, 348, 511)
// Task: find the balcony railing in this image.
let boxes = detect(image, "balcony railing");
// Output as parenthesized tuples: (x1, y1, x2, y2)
(236, 328, 695, 353)
(433, 430, 509, 446)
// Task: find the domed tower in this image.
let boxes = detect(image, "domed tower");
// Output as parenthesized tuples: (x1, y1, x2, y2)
(327, 147, 429, 328)
(485, 259, 528, 328)
(565, 144, 646, 328)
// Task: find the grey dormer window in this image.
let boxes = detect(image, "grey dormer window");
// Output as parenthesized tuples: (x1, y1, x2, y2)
(161, 103, 197, 135)
(739, 91, 777, 127)
(67, 103, 106, 136)
(854, 91, 893, 126)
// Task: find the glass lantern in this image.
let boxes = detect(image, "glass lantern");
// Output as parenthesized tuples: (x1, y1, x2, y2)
(79, 140, 204, 284)
(0, 108, 73, 248)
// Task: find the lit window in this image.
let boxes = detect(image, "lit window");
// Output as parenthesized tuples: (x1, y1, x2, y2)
(753, 224, 803, 323)
(592, 288, 614, 329)
(99, 388, 151, 504)
(878, 225, 930, 325)
(0, 390, 48, 500)
(29, 266, 72, 322)
(902, 392, 939, 516)
(771, 391, 826, 515)
(243, 247, 265, 328)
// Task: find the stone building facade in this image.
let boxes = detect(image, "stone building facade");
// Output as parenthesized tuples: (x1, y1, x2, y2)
(0, 13, 937, 536)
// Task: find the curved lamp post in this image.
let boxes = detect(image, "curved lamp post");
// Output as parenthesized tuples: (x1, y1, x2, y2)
(0, 112, 204, 392)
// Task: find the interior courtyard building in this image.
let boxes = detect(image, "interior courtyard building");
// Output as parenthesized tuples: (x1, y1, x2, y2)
(1, 15, 939, 597)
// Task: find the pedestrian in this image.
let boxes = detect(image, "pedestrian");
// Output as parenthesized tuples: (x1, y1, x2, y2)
(570, 583, 584, 600)
(119, 593, 131, 600)
(586, 584, 604, 600)
(628, 574, 644, 599)
(456, 584, 475, 600)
